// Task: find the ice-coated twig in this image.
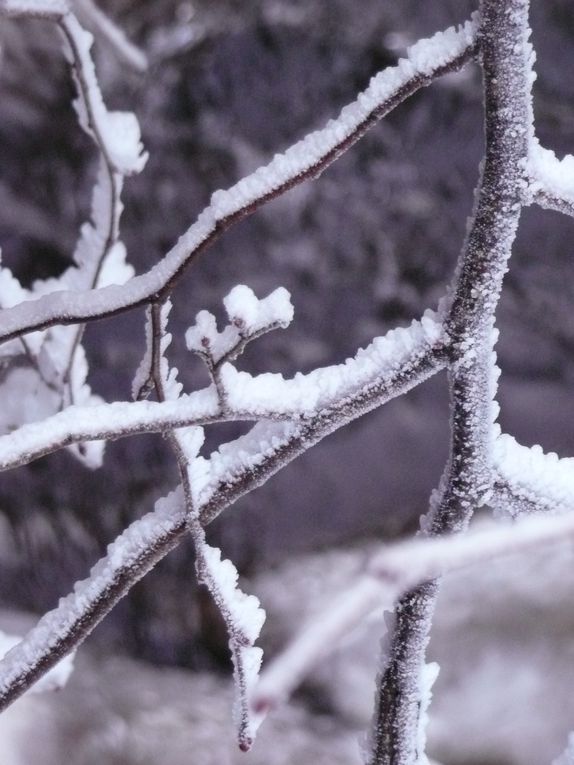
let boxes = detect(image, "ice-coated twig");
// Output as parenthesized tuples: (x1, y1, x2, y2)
(144, 301, 267, 751)
(154, 305, 268, 751)
(0, 631, 75, 695)
(0, 310, 446, 471)
(253, 510, 574, 718)
(0, 487, 186, 711)
(369, 3, 535, 762)
(50, 10, 146, 409)
(0, 4, 146, 467)
(186, 285, 294, 410)
(0, 17, 478, 345)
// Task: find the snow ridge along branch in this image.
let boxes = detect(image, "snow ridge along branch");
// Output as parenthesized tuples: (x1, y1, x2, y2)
(0, 14, 478, 343)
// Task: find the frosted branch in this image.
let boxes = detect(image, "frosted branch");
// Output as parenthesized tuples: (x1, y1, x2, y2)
(492, 433, 574, 517)
(186, 285, 294, 409)
(0, 488, 186, 711)
(146, 304, 267, 751)
(0, 311, 445, 470)
(370, 2, 535, 761)
(0, 17, 477, 344)
(0, 330, 444, 709)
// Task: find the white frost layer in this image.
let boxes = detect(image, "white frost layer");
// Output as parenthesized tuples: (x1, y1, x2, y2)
(0, 17, 476, 340)
(61, 14, 147, 175)
(186, 286, 293, 363)
(0, 489, 185, 697)
(190, 420, 299, 508)
(223, 285, 294, 333)
(201, 545, 265, 646)
(0, 387, 219, 470)
(204, 16, 476, 221)
(221, 310, 443, 417)
(198, 543, 265, 749)
(527, 140, 574, 203)
(0, 305, 442, 473)
(415, 662, 440, 765)
(0, 632, 74, 694)
(493, 433, 574, 515)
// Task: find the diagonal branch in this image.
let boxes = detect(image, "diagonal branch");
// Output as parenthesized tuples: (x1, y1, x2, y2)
(0, 17, 478, 345)
(0, 334, 445, 711)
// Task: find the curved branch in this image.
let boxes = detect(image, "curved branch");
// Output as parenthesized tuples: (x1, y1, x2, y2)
(0, 18, 478, 344)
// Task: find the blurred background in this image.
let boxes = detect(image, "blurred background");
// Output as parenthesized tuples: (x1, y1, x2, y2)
(0, 1, 574, 763)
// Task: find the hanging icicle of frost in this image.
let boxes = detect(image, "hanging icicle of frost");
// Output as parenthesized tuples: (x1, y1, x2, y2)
(194, 541, 266, 751)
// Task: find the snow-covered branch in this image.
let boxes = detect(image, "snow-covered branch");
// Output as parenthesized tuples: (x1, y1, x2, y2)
(492, 433, 574, 517)
(0, 303, 445, 471)
(0, 3, 146, 466)
(2, 1, 574, 761)
(0, 16, 477, 345)
(0, 488, 186, 712)
(0, 316, 446, 712)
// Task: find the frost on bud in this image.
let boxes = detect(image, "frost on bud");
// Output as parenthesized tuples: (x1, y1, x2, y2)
(186, 286, 293, 369)
(223, 285, 294, 334)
